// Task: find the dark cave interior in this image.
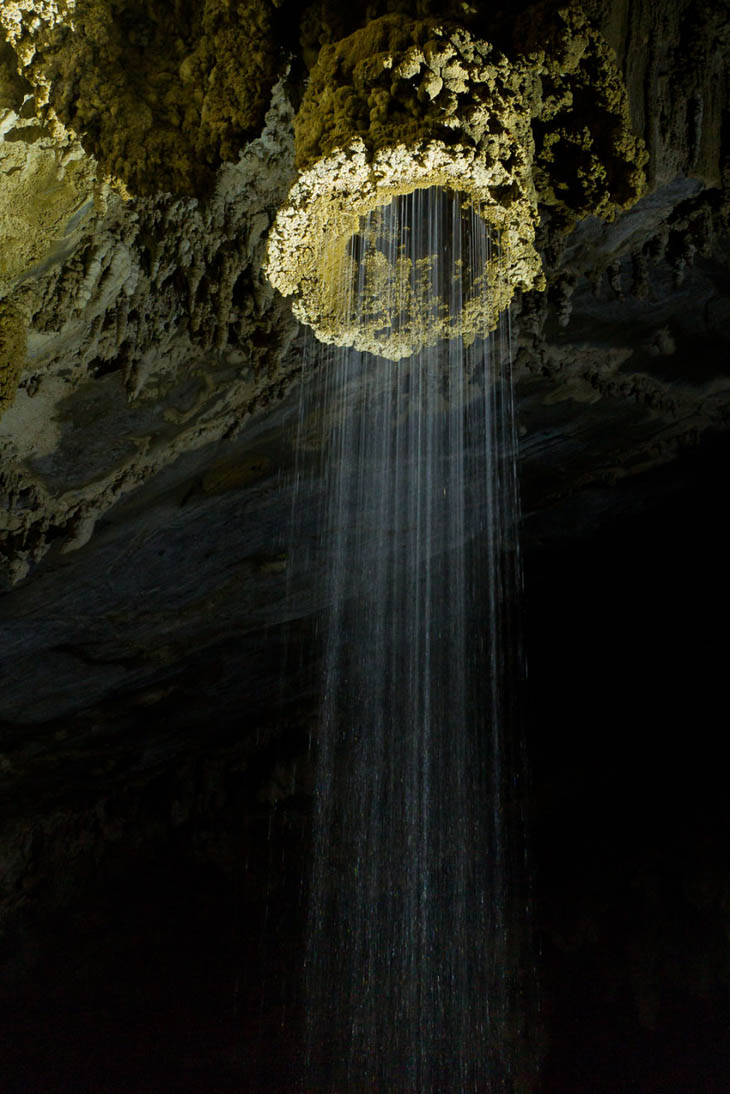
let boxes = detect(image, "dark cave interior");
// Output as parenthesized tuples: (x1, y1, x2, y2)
(2, 0, 730, 1089)
(1, 430, 729, 1092)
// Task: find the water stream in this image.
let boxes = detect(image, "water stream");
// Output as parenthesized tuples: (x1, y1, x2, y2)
(296, 187, 529, 1091)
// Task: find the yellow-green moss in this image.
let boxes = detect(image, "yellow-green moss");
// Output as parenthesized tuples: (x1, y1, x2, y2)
(1, 35, 95, 294)
(267, 5, 646, 357)
(267, 15, 544, 360)
(0, 135, 94, 288)
(0, 0, 282, 196)
(0, 301, 27, 415)
(513, 1, 648, 226)
(294, 14, 531, 173)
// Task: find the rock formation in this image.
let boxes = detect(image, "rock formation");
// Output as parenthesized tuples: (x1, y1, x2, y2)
(0, 1, 729, 1089)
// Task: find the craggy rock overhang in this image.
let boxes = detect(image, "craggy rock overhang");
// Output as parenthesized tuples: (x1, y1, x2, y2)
(0, 0, 728, 587)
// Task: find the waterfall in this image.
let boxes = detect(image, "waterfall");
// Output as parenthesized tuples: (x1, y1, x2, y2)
(296, 187, 529, 1091)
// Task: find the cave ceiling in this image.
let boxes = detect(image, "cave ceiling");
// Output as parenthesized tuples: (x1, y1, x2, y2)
(0, 0, 729, 841)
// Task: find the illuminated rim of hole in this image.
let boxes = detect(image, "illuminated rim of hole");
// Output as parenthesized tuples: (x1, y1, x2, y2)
(265, 137, 544, 362)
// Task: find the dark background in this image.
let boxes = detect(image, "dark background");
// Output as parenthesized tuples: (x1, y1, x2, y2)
(2, 429, 729, 1092)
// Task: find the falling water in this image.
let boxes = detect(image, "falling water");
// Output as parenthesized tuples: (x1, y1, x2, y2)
(297, 187, 529, 1091)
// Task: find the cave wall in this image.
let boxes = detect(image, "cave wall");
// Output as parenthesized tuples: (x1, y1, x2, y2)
(0, 0, 728, 586)
(0, 1, 729, 1090)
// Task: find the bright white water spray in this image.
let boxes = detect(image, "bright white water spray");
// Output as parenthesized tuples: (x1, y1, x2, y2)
(294, 186, 529, 1091)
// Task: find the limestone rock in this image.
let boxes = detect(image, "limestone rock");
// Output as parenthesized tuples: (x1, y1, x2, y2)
(0, 0, 284, 196)
(266, 15, 545, 360)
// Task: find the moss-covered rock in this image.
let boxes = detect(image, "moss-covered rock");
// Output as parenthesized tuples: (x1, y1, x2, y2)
(0, 301, 27, 416)
(0, 35, 96, 302)
(513, 1, 648, 226)
(267, 15, 544, 360)
(0, 0, 283, 196)
(266, 4, 646, 357)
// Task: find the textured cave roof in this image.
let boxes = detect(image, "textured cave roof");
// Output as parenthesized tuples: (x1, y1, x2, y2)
(0, 0, 729, 966)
